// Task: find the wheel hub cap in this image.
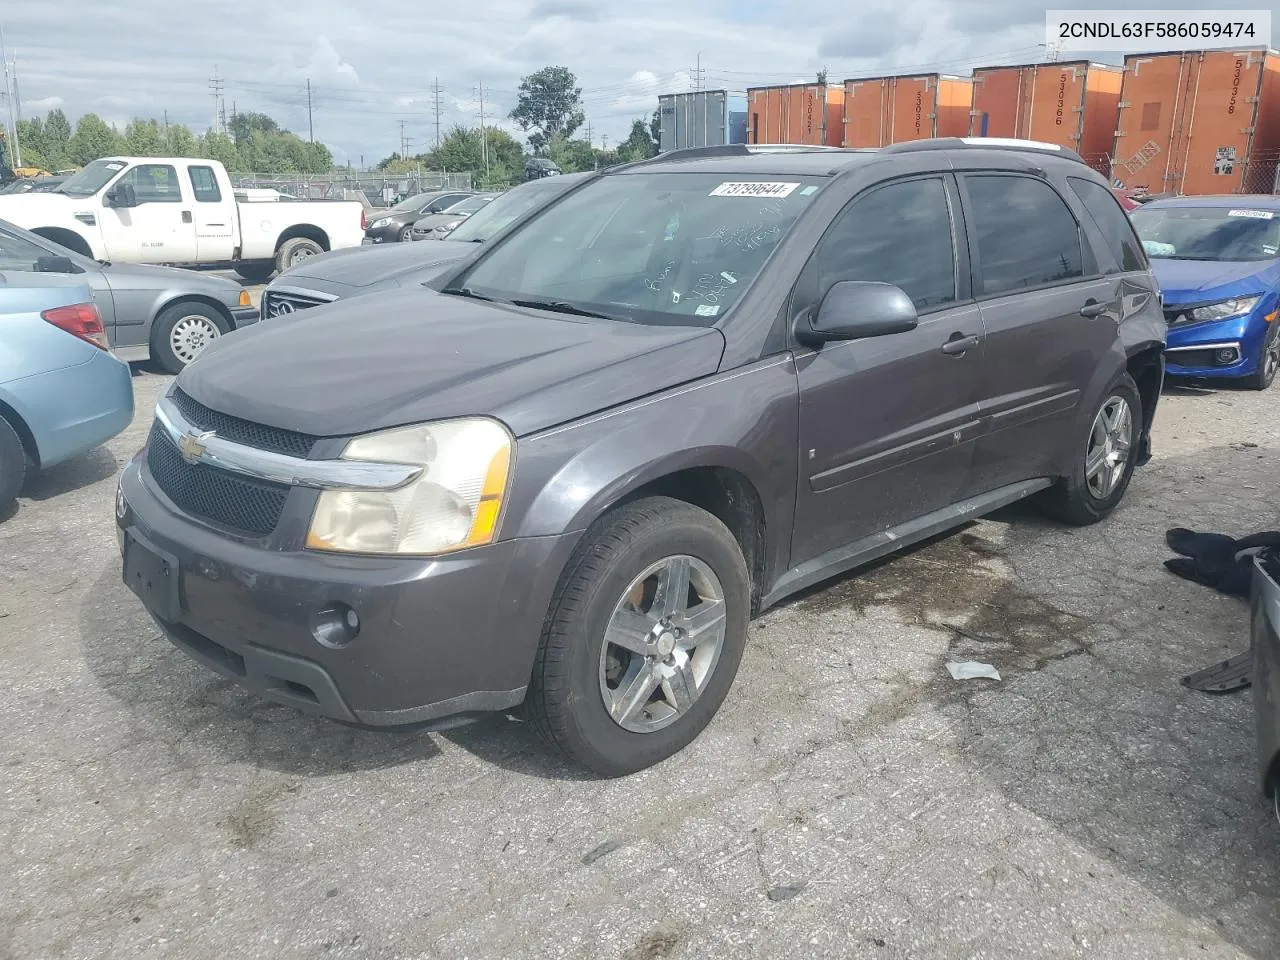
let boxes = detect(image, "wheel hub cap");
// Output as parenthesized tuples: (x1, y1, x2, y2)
(598, 555, 728, 734)
(171, 316, 219, 364)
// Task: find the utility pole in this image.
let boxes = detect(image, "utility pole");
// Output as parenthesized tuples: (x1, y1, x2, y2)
(398, 119, 408, 160)
(690, 52, 705, 92)
(477, 80, 489, 180)
(586, 121, 593, 146)
(163, 109, 169, 149)
(0, 26, 18, 167)
(209, 65, 224, 136)
(306, 78, 314, 142)
(432, 77, 442, 149)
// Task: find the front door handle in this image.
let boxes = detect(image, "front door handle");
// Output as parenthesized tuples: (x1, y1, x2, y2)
(1080, 300, 1109, 318)
(181, 210, 193, 224)
(941, 333, 981, 356)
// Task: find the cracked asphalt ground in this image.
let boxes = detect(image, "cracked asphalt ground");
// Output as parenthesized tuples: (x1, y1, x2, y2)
(2, 369, 1278, 960)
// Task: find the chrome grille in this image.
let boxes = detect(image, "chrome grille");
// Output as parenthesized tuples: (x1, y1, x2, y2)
(170, 388, 317, 458)
(262, 289, 335, 318)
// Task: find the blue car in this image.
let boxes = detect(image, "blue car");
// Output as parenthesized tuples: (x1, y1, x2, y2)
(1130, 196, 1280, 390)
(0, 272, 134, 513)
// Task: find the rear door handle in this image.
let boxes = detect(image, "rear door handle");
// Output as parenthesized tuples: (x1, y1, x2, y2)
(941, 333, 981, 356)
(1080, 300, 1109, 318)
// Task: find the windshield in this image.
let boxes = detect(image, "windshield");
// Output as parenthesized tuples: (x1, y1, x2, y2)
(449, 180, 573, 242)
(446, 172, 823, 325)
(388, 193, 436, 214)
(444, 194, 495, 216)
(1131, 206, 1280, 262)
(58, 159, 128, 198)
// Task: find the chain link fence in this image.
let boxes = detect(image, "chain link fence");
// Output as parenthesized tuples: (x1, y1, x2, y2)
(1100, 150, 1280, 197)
(230, 171, 474, 208)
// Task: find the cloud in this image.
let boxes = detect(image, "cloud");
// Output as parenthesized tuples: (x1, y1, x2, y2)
(22, 95, 64, 112)
(529, 0, 603, 21)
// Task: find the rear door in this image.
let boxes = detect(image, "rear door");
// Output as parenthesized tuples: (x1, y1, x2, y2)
(187, 163, 236, 261)
(790, 174, 986, 566)
(958, 171, 1122, 497)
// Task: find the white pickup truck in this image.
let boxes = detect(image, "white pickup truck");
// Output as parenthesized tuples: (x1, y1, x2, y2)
(0, 157, 366, 282)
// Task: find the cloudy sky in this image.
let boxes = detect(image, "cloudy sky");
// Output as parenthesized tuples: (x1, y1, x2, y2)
(1, 1, 1270, 165)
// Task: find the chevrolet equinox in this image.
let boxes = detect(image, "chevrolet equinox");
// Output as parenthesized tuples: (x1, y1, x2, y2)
(117, 139, 1167, 776)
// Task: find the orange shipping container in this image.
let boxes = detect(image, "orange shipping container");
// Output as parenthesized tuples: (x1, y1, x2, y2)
(1112, 48, 1280, 196)
(746, 84, 845, 147)
(969, 61, 1122, 171)
(842, 74, 973, 147)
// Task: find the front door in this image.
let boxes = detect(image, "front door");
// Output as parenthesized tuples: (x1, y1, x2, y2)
(791, 175, 986, 567)
(957, 172, 1121, 496)
(100, 163, 198, 264)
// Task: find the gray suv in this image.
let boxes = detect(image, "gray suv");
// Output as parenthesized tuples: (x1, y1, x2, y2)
(116, 140, 1166, 776)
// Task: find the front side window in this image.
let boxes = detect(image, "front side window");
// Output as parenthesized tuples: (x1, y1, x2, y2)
(189, 166, 222, 203)
(809, 177, 957, 310)
(120, 164, 182, 204)
(1130, 205, 1280, 262)
(448, 172, 823, 326)
(1068, 177, 1145, 273)
(965, 175, 1084, 295)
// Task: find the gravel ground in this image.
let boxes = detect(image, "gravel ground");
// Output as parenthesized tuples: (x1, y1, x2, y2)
(1, 369, 1278, 960)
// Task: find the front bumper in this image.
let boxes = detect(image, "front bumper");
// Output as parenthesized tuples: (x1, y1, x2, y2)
(230, 305, 260, 329)
(1165, 312, 1268, 379)
(117, 459, 580, 728)
(1252, 555, 1280, 797)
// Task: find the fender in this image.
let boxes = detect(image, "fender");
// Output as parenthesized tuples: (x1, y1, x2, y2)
(0, 193, 103, 259)
(503, 356, 801, 587)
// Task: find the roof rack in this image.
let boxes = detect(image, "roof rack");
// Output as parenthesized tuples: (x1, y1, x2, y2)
(634, 143, 853, 166)
(880, 137, 1088, 165)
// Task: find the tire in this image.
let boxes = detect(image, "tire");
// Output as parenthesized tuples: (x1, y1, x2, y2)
(1244, 326, 1279, 391)
(0, 414, 27, 516)
(526, 496, 751, 777)
(398, 225, 414, 243)
(1041, 373, 1143, 526)
(150, 302, 229, 374)
(233, 262, 275, 284)
(275, 237, 324, 276)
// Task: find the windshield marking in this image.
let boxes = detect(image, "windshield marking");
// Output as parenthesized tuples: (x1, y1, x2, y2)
(709, 181, 801, 198)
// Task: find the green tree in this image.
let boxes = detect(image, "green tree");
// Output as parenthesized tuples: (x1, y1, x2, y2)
(165, 123, 196, 156)
(547, 133, 597, 173)
(198, 131, 240, 170)
(510, 66, 585, 154)
(44, 108, 72, 166)
(817, 67, 829, 85)
(16, 117, 45, 166)
(69, 113, 122, 165)
(229, 111, 281, 146)
(124, 118, 165, 156)
(616, 118, 658, 163)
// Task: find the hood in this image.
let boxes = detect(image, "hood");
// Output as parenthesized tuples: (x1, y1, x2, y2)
(413, 212, 466, 231)
(278, 240, 476, 287)
(0, 191, 77, 226)
(1150, 258, 1279, 302)
(179, 287, 726, 438)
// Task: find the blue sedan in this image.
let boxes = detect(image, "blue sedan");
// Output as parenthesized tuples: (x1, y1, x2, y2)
(0, 272, 134, 514)
(1130, 196, 1280, 390)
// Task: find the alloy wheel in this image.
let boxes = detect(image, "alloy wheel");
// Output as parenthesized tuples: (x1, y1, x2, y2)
(169, 315, 220, 365)
(1085, 395, 1133, 499)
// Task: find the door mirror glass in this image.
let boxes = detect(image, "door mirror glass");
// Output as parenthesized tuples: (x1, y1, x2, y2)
(804, 280, 918, 344)
(106, 182, 137, 208)
(35, 254, 77, 274)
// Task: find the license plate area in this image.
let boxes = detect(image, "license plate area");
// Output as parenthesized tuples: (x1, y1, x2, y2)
(123, 529, 181, 622)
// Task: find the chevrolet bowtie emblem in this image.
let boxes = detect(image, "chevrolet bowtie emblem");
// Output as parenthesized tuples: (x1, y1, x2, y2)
(178, 429, 215, 464)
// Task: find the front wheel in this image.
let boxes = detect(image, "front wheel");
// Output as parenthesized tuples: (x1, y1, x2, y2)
(398, 225, 414, 243)
(0, 414, 26, 517)
(1040, 373, 1142, 526)
(526, 496, 751, 777)
(1244, 329, 1279, 391)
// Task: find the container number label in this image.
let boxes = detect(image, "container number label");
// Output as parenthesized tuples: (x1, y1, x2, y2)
(709, 181, 800, 198)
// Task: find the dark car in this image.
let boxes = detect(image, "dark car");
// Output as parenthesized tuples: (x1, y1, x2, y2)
(117, 139, 1166, 777)
(362, 190, 475, 243)
(1253, 552, 1280, 817)
(0, 175, 67, 195)
(525, 158, 562, 181)
(261, 174, 592, 315)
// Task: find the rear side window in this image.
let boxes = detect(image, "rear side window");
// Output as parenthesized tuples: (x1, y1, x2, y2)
(965, 175, 1083, 295)
(1068, 177, 1146, 272)
(811, 177, 957, 310)
(189, 166, 222, 203)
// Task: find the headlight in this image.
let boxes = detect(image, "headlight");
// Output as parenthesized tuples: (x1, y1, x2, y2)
(1188, 295, 1261, 322)
(306, 418, 512, 556)
(369, 217, 391, 229)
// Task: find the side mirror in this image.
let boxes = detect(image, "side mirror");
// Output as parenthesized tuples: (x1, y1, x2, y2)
(35, 254, 77, 274)
(801, 280, 918, 345)
(106, 182, 137, 208)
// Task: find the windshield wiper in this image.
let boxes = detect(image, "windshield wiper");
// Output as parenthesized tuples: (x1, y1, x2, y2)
(509, 298, 614, 320)
(441, 286, 498, 302)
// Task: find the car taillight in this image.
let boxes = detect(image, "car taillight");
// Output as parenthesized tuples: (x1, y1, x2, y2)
(42, 302, 109, 350)
(360, 209, 367, 230)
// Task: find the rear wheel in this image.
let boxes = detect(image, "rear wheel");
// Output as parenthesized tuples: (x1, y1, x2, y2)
(151, 303, 229, 374)
(1041, 373, 1142, 526)
(233, 262, 274, 283)
(526, 496, 750, 777)
(0, 414, 27, 516)
(275, 237, 324, 276)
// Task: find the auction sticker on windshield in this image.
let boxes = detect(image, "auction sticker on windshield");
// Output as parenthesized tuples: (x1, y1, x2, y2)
(710, 182, 801, 198)
(1228, 209, 1275, 219)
